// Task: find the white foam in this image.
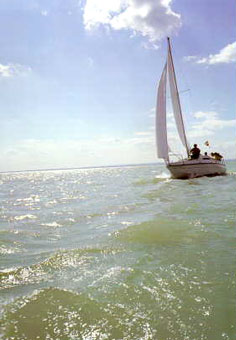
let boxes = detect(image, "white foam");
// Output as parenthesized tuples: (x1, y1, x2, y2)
(41, 221, 62, 227)
(155, 172, 170, 179)
(14, 214, 37, 221)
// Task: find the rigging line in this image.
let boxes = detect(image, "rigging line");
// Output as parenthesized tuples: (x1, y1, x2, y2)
(167, 89, 190, 99)
(180, 89, 190, 94)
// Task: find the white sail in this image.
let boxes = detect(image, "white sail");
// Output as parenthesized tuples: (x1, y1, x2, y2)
(155, 38, 226, 179)
(156, 63, 169, 160)
(167, 40, 189, 156)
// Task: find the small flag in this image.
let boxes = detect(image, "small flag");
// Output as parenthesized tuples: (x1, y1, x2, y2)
(204, 141, 210, 147)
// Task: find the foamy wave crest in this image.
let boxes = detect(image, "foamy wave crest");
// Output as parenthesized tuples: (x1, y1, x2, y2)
(15, 195, 40, 203)
(14, 214, 37, 221)
(0, 247, 123, 290)
(133, 173, 170, 186)
(228, 171, 236, 176)
(155, 172, 171, 179)
(41, 221, 62, 228)
(0, 246, 21, 255)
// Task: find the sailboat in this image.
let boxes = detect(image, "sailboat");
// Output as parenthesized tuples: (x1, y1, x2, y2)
(156, 38, 226, 179)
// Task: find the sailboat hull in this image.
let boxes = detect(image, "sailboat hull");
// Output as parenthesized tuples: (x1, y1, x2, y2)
(167, 159, 226, 179)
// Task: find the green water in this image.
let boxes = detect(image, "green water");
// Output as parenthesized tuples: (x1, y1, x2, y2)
(0, 162, 236, 339)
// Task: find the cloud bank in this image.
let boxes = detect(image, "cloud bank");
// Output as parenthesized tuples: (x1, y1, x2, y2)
(0, 135, 155, 172)
(190, 111, 236, 137)
(185, 41, 236, 65)
(83, 0, 182, 44)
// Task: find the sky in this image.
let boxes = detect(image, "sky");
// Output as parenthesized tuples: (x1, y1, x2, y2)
(0, 0, 235, 171)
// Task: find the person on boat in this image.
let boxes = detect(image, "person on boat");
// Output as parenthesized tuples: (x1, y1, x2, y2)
(190, 144, 201, 159)
(211, 152, 223, 161)
(203, 152, 210, 159)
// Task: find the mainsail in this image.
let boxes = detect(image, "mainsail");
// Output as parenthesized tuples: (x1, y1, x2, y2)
(156, 63, 168, 160)
(167, 38, 189, 156)
(156, 38, 189, 160)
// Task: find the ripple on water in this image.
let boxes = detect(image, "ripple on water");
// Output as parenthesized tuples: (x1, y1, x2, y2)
(114, 217, 196, 246)
(2, 264, 234, 340)
(0, 164, 236, 339)
(0, 247, 124, 290)
(1, 288, 159, 340)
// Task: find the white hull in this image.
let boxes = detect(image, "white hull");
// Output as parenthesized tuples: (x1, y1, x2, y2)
(167, 158, 226, 179)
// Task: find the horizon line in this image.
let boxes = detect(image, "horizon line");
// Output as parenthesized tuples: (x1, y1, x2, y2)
(0, 161, 162, 174)
(0, 159, 235, 174)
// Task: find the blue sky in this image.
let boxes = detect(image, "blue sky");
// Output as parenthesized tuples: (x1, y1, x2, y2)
(0, 0, 235, 171)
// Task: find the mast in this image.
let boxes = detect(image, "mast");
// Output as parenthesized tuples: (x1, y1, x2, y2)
(167, 37, 190, 158)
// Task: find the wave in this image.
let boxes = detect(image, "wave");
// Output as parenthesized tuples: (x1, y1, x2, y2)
(133, 173, 170, 186)
(0, 287, 157, 340)
(14, 214, 37, 221)
(0, 247, 123, 290)
(114, 218, 197, 246)
(0, 246, 21, 255)
(228, 171, 236, 176)
(1, 272, 222, 340)
(154, 172, 171, 180)
(41, 221, 62, 228)
(0, 237, 23, 255)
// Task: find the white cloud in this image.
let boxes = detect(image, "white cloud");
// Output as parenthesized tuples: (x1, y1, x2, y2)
(183, 55, 198, 62)
(192, 118, 236, 132)
(193, 111, 218, 120)
(0, 63, 31, 78)
(185, 41, 236, 65)
(163, 109, 236, 159)
(135, 131, 152, 136)
(187, 111, 236, 148)
(0, 135, 156, 172)
(82, 0, 182, 44)
(192, 110, 236, 128)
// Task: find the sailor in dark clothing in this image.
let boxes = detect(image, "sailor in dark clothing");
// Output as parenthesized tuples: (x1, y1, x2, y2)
(190, 144, 200, 159)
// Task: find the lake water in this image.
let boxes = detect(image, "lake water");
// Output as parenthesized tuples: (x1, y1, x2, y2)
(1, 162, 236, 340)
